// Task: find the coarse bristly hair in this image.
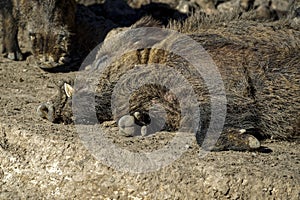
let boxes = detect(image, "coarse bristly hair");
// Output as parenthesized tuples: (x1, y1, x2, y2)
(168, 0, 300, 33)
(39, 8, 299, 141)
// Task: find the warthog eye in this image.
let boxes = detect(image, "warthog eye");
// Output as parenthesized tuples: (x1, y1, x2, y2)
(29, 32, 36, 40)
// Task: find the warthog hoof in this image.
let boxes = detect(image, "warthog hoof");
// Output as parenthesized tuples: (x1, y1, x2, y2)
(141, 126, 148, 137)
(41, 55, 71, 69)
(208, 129, 261, 151)
(118, 113, 149, 137)
(6, 51, 23, 61)
(118, 115, 137, 136)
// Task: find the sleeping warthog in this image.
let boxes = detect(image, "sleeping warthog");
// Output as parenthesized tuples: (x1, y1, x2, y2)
(0, 0, 76, 68)
(38, 10, 299, 151)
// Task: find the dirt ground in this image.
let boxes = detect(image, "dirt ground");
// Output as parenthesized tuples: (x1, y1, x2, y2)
(0, 55, 299, 199)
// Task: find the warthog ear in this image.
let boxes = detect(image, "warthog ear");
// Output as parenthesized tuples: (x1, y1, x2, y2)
(64, 83, 74, 98)
(239, 129, 246, 134)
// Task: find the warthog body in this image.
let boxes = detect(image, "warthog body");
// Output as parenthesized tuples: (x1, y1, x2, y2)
(38, 9, 299, 150)
(0, 0, 76, 68)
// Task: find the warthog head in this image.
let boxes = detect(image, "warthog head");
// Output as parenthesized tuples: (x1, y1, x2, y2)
(37, 80, 74, 124)
(28, 27, 72, 68)
(25, 0, 76, 68)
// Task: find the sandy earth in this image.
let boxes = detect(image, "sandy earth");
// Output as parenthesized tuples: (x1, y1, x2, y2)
(0, 56, 299, 199)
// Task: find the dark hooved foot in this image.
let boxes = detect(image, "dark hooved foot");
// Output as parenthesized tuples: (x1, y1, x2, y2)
(118, 112, 152, 137)
(118, 115, 139, 137)
(203, 128, 261, 151)
(7, 51, 23, 61)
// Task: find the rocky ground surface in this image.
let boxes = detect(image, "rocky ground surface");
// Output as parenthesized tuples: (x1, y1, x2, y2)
(1, 0, 299, 199)
(0, 53, 299, 199)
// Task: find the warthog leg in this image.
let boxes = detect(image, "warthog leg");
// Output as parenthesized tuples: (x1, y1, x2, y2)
(1, 0, 23, 61)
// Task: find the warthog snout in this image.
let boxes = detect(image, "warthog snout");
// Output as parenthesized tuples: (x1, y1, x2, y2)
(37, 102, 55, 123)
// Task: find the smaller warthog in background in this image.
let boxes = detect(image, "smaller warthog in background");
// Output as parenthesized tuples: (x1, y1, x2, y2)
(0, 0, 76, 68)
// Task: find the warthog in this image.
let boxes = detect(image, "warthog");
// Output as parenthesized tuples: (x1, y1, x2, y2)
(0, 0, 76, 68)
(38, 5, 299, 151)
